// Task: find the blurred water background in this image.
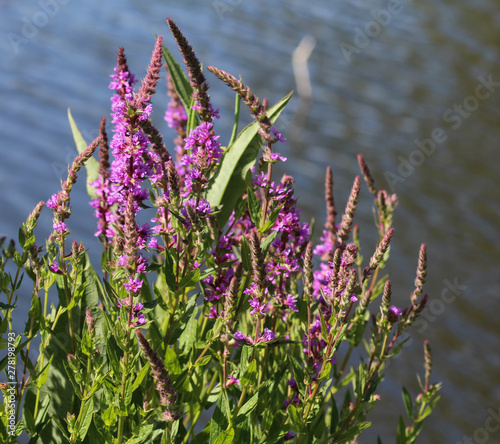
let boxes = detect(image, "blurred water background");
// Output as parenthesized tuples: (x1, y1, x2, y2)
(1, 0, 499, 442)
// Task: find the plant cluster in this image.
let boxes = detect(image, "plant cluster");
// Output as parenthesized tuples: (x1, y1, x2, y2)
(0, 18, 440, 443)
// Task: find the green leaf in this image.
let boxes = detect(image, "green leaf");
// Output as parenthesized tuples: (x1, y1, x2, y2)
(289, 355, 305, 387)
(205, 92, 293, 227)
(23, 399, 36, 434)
(124, 378, 133, 411)
(240, 345, 252, 375)
(415, 404, 436, 422)
(161, 42, 193, 112)
(288, 405, 301, 431)
(329, 396, 339, 434)
(396, 416, 406, 444)
(371, 274, 389, 300)
(36, 355, 53, 388)
(210, 394, 228, 444)
(261, 231, 278, 256)
(318, 362, 332, 382)
(67, 108, 100, 198)
(178, 268, 201, 290)
(247, 187, 261, 227)
(220, 390, 232, 428)
(170, 293, 198, 346)
(193, 355, 211, 368)
(126, 424, 154, 443)
(240, 235, 252, 273)
(102, 405, 118, 428)
(258, 202, 284, 233)
(164, 346, 183, 375)
(237, 390, 259, 418)
(240, 358, 257, 387)
(163, 249, 176, 293)
(234, 415, 251, 444)
(77, 398, 94, 441)
(385, 336, 410, 359)
(336, 421, 371, 442)
(402, 386, 413, 418)
(177, 304, 198, 350)
(186, 96, 200, 134)
(319, 311, 328, 344)
(214, 426, 234, 444)
(131, 362, 150, 392)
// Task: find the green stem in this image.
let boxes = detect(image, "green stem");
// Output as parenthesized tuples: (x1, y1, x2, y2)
(20, 281, 40, 422)
(117, 289, 135, 444)
(60, 242, 76, 354)
(190, 322, 224, 370)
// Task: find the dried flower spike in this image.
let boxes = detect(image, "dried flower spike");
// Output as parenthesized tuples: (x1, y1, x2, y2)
(411, 243, 427, 303)
(357, 154, 377, 194)
(207, 66, 279, 144)
(136, 330, 178, 420)
(325, 166, 336, 234)
(248, 230, 266, 290)
(135, 35, 164, 107)
(364, 228, 394, 281)
(167, 18, 213, 122)
(336, 176, 361, 246)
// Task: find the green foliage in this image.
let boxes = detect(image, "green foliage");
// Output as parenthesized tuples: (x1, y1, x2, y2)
(68, 109, 100, 199)
(0, 19, 440, 444)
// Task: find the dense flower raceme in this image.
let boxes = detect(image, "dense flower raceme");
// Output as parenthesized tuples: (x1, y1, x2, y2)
(23, 23, 434, 443)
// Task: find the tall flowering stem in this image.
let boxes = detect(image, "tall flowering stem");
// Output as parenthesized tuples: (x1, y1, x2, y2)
(47, 136, 101, 354)
(167, 18, 213, 122)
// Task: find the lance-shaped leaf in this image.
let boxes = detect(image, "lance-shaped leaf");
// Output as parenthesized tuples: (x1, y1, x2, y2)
(205, 91, 292, 227)
(67, 109, 100, 198)
(161, 42, 193, 113)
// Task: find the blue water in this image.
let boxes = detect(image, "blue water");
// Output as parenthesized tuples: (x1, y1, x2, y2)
(1, 0, 500, 442)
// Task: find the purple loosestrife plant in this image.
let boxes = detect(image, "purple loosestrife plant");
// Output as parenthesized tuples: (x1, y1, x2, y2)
(0, 19, 441, 444)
